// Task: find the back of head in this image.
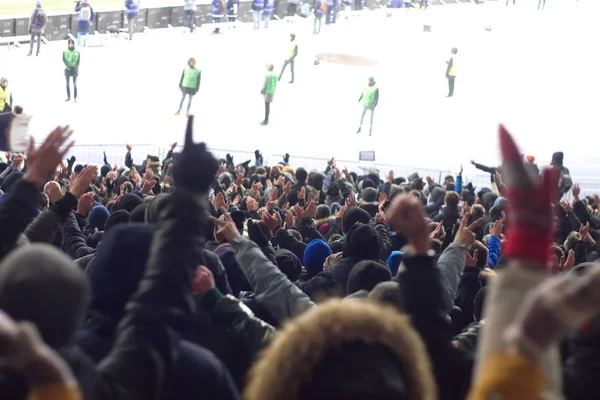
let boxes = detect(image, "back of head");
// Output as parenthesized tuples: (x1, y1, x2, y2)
(118, 192, 143, 213)
(88, 205, 110, 230)
(303, 239, 333, 277)
(104, 210, 130, 232)
(245, 301, 436, 400)
(444, 191, 459, 208)
(361, 187, 378, 203)
(275, 249, 303, 281)
(129, 203, 149, 223)
(316, 204, 330, 220)
(295, 168, 307, 183)
(343, 224, 381, 260)
(347, 260, 391, 295)
(145, 193, 170, 223)
(0, 244, 89, 348)
(342, 206, 371, 234)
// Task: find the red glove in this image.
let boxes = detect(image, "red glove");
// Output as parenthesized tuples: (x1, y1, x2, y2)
(499, 124, 557, 267)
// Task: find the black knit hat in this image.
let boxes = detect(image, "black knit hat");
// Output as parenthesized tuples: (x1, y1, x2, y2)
(347, 260, 392, 295)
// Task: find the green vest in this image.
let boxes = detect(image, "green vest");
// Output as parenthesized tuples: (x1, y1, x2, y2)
(0, 86, 11, 110)
(264, 71, 277, 95)
(362, 85, 377, 108)
(63, 49, 80, 71)
(182, 66, 200, 89)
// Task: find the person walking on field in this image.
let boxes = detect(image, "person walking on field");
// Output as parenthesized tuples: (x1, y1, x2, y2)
(27, 2, 47, 57)
(251, 0, 264, 29)
(125, 0, 140, 40)
(278, 33, 298, 83)
(261, 64, 278, 126)
(175, 58, 201, 116)
(445, 47, 457, 97)
(63, 39, 81, 102)
(356, 76, 379, 136)
(183, 0, 197, 32)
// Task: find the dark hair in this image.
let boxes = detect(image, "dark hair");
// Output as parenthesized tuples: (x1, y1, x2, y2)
(445, 192, 460, 208)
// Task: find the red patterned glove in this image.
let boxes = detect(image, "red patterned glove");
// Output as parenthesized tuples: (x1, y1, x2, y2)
(499, 124, 557, 267)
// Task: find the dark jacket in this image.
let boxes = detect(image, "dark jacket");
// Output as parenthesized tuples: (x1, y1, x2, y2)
(62, 212, 96, 260)
(0, 179, 40, 261)
(296, 271, 343, 302)
(432, 206, 462, 230)
(75, 2, 95, 33)
(563, 333, 600, 400)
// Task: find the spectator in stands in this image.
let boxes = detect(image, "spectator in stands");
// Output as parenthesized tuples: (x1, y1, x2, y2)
(184, 0, 197, 32)
(27, 2, 47, 57)
(74, 0, 94, 47)
(125, 0, 140, 40)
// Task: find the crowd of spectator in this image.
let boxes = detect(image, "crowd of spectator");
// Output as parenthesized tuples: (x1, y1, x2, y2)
(0, 116, 599, 400)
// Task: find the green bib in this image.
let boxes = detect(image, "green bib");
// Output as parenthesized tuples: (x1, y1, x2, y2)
(182, 66, 200, 89)
(362, 85, 377, 108)
(63, 49, 80, 71)
(264, 71, 278, 95)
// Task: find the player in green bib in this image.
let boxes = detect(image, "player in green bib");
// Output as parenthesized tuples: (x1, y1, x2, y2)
(260, 63, 278, 125)
(63, 39, 81, 102)
(357, 77, 379, 136)
(176, 57, 201, 116)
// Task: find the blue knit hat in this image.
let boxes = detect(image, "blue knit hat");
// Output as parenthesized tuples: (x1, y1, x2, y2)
(88, 205, 110, 231)
(303, 239, 332, 277)
(385, 250, 404, 277)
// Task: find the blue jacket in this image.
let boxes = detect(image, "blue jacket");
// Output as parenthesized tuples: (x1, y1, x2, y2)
(487, 235, 501, 269)
(252, 0, 264, 11)
(212, 0, 224, 16)
(125, 0, 140, 19)
(263, 0, 274, 14)
(75, 3, 94, 32)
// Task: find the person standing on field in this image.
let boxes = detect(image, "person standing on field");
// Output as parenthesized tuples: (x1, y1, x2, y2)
(278, 33, 298, 84)
(75, 0, 94, 47)
(0, 78, 13, 113)
(445, 47, 457, 97)
(27, 2, 47, 57)
(261, 64, 278, 126)
(125, 0, 140, 40)
(184, 0, 197, 32)
(63, 39, 81, 102)
(356, 76, 379, 136)
(175, 58, 201, 116)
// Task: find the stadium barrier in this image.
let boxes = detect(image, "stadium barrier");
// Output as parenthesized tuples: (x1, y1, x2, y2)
(0, 0, 392, 42)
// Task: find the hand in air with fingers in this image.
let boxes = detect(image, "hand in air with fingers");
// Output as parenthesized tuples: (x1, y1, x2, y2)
(454, 212, 484, 247)
(24, 126, 75, 186)
(211, 210, 242, 243)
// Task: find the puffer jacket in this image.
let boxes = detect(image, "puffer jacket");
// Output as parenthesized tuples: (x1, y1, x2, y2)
(452, 321, 484, 355)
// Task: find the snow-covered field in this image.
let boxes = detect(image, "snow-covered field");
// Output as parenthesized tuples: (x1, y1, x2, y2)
(1, 0, 598, 189)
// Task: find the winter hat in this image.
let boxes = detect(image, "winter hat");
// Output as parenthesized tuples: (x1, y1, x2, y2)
(295, 168, 307, 184)
(342, 224, 381, 260)
(282, 166, 295, 177)
(342, 206, 371, 234)
(88, 205, 110, 231)
(0, 244, 89, 348)
(117, 193, 143, 213)
(230, 210, 246, 234)
(330, 202, 342, 215)
(74, 164, 84, 175)
(100, 164, 111, 177)
(526, 155, 535, 163)
(361, 178, 376, 190)
(316, 204, 331, 220)
(129, 203, 149, 223)
(346, 260, 392, 295)
(104, 210, 130, 232)
(244, 301, 436, 400)
(307, 172, 325, 191)
(361, 187, 378, 203)
(144, 193, 170, 223)
(481, 192, 498, 213)
(385, 251, 404, 277)
(275, 249, 303, 282)
(303, 239, 333, 277)
(36, 1, 42, 7)
(288, 229, 303, 243)
(493, 196, 508, 208)
(327, 181, 340, 197)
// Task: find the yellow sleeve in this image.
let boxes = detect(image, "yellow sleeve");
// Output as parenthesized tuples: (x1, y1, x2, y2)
(468, 352, 544, 400)
(28, 383, 82, 400)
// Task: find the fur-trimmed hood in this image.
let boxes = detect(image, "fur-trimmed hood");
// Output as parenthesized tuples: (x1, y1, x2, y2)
(245, 300, 437, 400)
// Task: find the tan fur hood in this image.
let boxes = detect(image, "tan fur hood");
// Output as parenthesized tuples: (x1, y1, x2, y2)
(245, 300, 437, 400)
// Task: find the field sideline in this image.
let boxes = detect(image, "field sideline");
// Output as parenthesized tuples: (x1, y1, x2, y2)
(1, 0, 182, 16)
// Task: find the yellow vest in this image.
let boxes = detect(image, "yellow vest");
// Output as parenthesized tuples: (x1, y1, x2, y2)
(448, 55, 457, 77)
(288, 40, 297, 60)
(0, 86, 11, 111)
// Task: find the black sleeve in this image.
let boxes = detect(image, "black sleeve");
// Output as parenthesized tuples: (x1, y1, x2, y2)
(179, 70, 185, 88)
(125, 151, 133, 169)
(61, 212, 96, 260)
(0, 179, 41, 261)
(195, 71, 201, 92)
(96, 191, 206, 400)
(373, 88, 379, 107)
(473, 162, 496, 174)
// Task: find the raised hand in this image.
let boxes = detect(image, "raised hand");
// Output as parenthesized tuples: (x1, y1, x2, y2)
(69, 165, 98, 198)
(192, 266, 215, 296)
(24, 126, 74, 186)
(466, 249, 479, 268)
(262, 210, 282, 232)
(76, 192, 96, 216)
(386, 195, 429, 255)
(572, 183, 581, 200)
(214, 191, 227, 211)
(454, 212, 483, 246)
(285, 210, 296, 229)
(559, 249, 575, 272)
(140, 179, 157, 195)
(172, 116, 219, 193)
(499, 124, 557, 267)
(429, 222, 443, 239)
(490, 218, 504, 237)
(303, 200, 317, 219)
(10, 153, 24, 169)
(211, 210, 242, 243)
